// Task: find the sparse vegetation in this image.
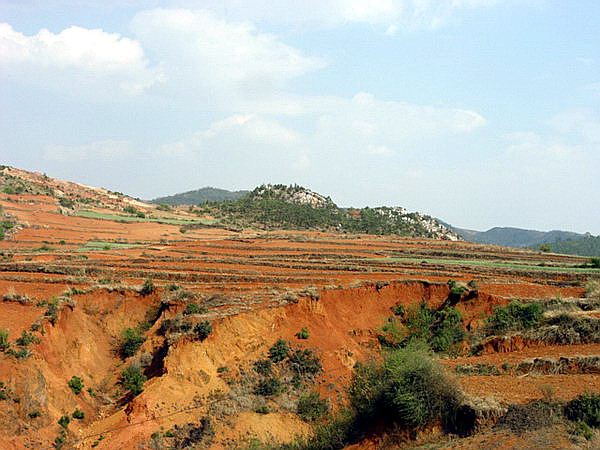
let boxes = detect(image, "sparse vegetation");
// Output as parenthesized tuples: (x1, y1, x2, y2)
(268, 338, 290, 362)
(67, 376, 84, 395)
(121, 365, 147, 396)
(379, 301, 465, 353)
(139, 279, 155, 296)
(194, 321, 212, 341)
(297, 391, 329, 422)
(485, 301, 543, 334)
(295, 327, 310, 339)
(119, 327, 146, 358)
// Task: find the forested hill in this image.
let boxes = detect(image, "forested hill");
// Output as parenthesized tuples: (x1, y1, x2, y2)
(150, 187, 249, 205)
(194, 184, 461, 240)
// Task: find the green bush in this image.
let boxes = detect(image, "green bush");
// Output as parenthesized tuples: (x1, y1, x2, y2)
(67, 376, 84, 395)
(139, 279, 155, 296)
(296, 327, 310, 339)
(485, 301, 543, 334)
(16, 330, 40, 346)
(570, 421, 594, 440)
(58, 197, 75, 208)
(0, 328, 9, 351)
(297, 391, 329, 422)
(123, 205, 138, 215)
(194, 321, 212, 341)
(255, 405, 270, 414)
(564, 392, 600, 428)
(253, 359, 273, 376)
(72, 408, 85, 420)
(268, 339, 290, 362)
(254, 377, 284, 396)
(380, 302, 465, 353)
(383, 343, 463, 428)
(121, 365, 147, 396)
(184, 303, 207, 315)
(591, 258, 600, 269)
(288, 349, 322, 377)
(58, 414, 70, 428)
(120, 328, 145, 358)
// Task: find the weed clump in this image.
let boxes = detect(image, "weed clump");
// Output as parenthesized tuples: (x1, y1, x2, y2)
(67, 376, 84, 395)
(485, 301, 543, 334)
(120, 328, 145, 358)
(297, 391, 329, 422)
(268, 338, 290, 362)
(121, 365, 147, 396)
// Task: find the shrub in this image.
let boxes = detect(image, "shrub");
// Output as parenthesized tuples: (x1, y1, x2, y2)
(123, 205, 137, 215)
(58, 197, 75, 208)
(0, 328, 9, 351)
(564, 392, 600, 428)
(254, 377, 284, 396)
(296, 327, 310, 339)
(380, 302, 465, 353)
(194, 321, 212, 341)
(184, 303, 207, 315)
(570, 421, 594, 440)
(72, 408, 85, 420)
(591, 258, 600, 269)
(253, 359, 273, 376)
(139, 279, 155, 296)
(58, 414, 70, 428)
(383, 342, 463, 428)
(297, 391, 329, 422)
(485, 301, 543, 334)
(156, 204, 172, 211)
(67, 376, 84, 395)
(255, 405, 270, 414)
(390, 304, 405, 316)
(16, 330, 40, 346)
(268, 339, 290, 362)
(121, 365, 147, 396)
(120, 328, 145, 358)
(288, 349, 322, 377)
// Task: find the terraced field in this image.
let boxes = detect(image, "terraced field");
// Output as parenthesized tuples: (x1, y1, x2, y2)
(0, 177, 599, 449)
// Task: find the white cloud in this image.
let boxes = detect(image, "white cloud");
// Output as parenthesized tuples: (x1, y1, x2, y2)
(177, 0, 507, 31)
(367, 144, 394, 155)
(0, 22, 161, 97)
(44, 140, 133, 161)
(505, 132, 578, 160)
(129, 8, 325, 107)
(546, 109, 600, 143)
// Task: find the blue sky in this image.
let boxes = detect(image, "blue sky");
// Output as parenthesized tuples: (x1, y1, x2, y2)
(1, 0, 599, 233)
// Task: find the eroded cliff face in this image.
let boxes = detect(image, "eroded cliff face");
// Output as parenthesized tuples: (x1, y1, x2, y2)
(0, 278, 585, 449)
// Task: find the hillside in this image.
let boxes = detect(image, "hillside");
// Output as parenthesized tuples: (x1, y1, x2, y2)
(0, 167, 599, 449)
(533, 235, 600, 257)
(450, 225, 588, 248)
(150, 187, 249, 205)
(195, 184, 461, 240)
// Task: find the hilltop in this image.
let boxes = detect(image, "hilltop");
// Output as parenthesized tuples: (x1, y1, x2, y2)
(150, 187, 249, 206)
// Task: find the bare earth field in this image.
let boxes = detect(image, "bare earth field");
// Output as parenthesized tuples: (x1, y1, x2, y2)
(0, 171, 599, 449)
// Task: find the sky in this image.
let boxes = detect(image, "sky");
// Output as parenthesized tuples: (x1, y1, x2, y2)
(1, 0, 599, 234)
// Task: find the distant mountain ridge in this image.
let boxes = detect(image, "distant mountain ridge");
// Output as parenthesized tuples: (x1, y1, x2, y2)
(150, 187, 249, 205)
(450, 226, 588, 248)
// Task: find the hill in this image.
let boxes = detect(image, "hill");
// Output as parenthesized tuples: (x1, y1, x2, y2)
(150, 187, 249, 205)
(195, 184, 461, 240)
(450, 225, 587, 248)
(532, 235, 600, 257)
